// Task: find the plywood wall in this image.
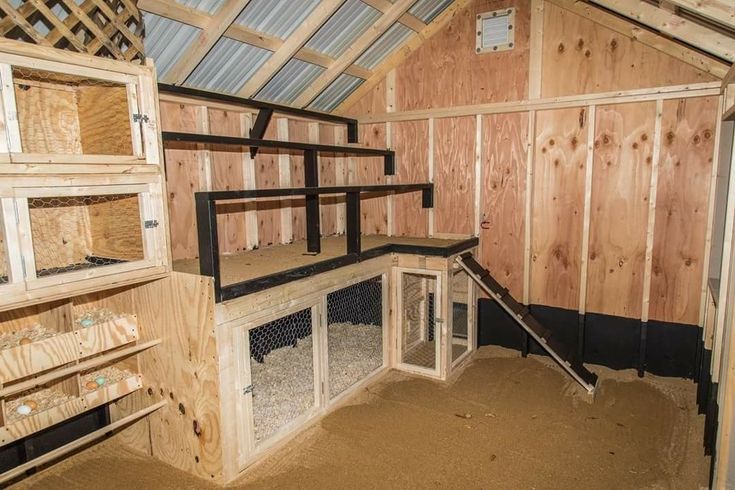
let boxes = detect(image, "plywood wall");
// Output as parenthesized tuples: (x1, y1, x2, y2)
(392, 120, 429, 238)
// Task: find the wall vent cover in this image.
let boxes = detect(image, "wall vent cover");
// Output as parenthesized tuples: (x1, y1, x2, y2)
(476, 8, 516, 53)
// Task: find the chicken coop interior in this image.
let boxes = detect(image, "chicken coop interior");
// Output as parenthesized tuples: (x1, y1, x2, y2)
(0, 0, 734, 488)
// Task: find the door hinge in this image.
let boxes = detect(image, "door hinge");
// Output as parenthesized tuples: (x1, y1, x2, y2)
(144, 219, 159, 229)
(133, 113, 150, 123)
(242, 385, 254, 395)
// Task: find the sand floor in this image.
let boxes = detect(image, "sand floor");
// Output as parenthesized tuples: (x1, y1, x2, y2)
(12, 346, 709, 489)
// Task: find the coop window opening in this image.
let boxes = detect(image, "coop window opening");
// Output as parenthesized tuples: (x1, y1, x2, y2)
(3, 62, 143, 158)
(397, 269, 442, 375)
(17, 185, 158, 284)
(325, 275, 385, 400)
(476, 8, 516, 54)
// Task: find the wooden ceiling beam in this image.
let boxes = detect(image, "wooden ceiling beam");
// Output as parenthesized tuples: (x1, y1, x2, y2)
(138, 0, 372, 81)
(237, 0, 345, 97)
(292, 0, 417, 108)
(590, 0, 734, 62)
(665, 0, 735, 30)
(547, 0, 729, 78)
(362, 0, 427, 31)
(335, 0, 473, 114)
(163, 0, 251, 85)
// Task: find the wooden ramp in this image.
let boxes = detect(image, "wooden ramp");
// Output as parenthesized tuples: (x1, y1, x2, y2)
(456, 252, 598, 394)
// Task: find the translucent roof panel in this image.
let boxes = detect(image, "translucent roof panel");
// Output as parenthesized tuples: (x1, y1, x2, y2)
(355, 22, 413, 70)
(235, 0, 321, 39)
(186, 38, 272, 94)
(256, 59, 325, 104)
(309, 74, 364, 112)
(305, 0, 381, 58)
(143, 13, 201, 80)
(174, 0, 223, 15)
(409, 0, 453, 23)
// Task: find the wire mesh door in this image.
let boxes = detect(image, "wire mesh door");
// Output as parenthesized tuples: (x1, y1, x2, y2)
(325, 276, 385, 400)
(245, 305, 319, 449)
(399, 271, 441, 374)
(451, 268, 472, 366)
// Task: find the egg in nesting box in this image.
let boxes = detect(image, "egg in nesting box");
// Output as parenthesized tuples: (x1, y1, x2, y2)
(85, 380, 99, 391)
(23, 400, 38, 411)
(18, 337, 32, 346)
(16, 404, 32, 416)
(95, 376, 107, 386)
(80, 318, 94, 328)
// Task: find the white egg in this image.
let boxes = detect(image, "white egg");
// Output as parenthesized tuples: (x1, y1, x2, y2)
(16, 404, 32, 415)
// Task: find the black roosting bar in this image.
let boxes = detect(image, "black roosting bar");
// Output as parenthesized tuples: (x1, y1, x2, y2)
(195, 184, 435, 302)
(158, 84, 359, 144)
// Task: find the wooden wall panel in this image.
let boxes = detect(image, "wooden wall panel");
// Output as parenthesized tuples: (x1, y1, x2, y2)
(434, 116, 475, 235)
(254, 123, 282, 247)
(649, 97, 718, 324)
(392, 120, 429, 237)
(344, 77, 387, 117)
(356, 124, 388, 235)
(541, 3, 715, 97)
(208, 109, 251, 255)
(318, 123, 339, 237)
(161, 101, 201, 261)
(531, 108, 587, 310)
(480, 113, 527, 299)
(395, 0, 529, 112)
(288, 120, 308, 242)
(586, 102, 656, 318)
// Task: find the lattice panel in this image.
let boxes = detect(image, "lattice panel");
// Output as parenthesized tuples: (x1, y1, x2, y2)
(0, 0, 145, 63)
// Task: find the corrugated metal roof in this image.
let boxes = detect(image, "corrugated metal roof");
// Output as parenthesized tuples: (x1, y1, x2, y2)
(257, 59, 324, 104)
(305, 0, 381, 58)
(142, 13, 200, 80)
(174, 0, 223, 15)
(354, 22, 413, 69)
(186, 37, 272, 94)
(309, 74, 363, 112)
(235, 0, 321, 39)
(409, 0, 453, 23)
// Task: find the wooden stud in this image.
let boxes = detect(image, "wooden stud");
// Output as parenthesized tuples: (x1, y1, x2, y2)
(528, 0, 544, 100)
(640, 99, 664, 323)
(427, 118, 435, 238)
(473, 114, 482, 237)
(277, 118, 292, 244)
(523, 111, 536, 305)
(578, 105, 596, 315)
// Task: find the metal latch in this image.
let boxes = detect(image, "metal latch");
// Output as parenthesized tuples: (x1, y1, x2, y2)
(242, 385, 254, 395)
(133, 113, 150, 123)
(144, 219, 159, 229)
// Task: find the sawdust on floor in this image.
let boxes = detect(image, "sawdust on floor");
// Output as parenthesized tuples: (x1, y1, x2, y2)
(12, 346, 710, 490)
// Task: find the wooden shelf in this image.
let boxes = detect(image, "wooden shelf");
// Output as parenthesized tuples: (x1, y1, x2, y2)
(0, 315, 139, 385)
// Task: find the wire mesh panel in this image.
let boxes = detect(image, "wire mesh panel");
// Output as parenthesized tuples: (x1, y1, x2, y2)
(326, 276, 384, 398)
(400, 272, 438, 370)
(249, 307, 315, 446)
(28, 194, 144, 277)
(451, 269, 471, 363)
(12, 67, 135, 156)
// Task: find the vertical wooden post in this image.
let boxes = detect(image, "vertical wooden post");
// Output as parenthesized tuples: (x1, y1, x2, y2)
(335, 126, 347, 235)
(528, 0, 544, 99)
(523, 110, 537, 305)
(277, 118, 293, 244)
(386, 69, 396, 237)
(196, 106, 212, 191)
(240, 113, 259, 250)
(428, 117, 435, 237)
(474, 114, 482, 237)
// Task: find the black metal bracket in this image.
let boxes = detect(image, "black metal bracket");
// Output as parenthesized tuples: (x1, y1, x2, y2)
(249, 108, 274, 158)
(195, 183, 434, 302)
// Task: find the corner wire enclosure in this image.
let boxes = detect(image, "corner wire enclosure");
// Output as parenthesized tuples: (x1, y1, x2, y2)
(326, 276, 384, 399)
(12, 66, 135, 156)
(400, 273, 438, 370)
(248, 307, 316, 446)
(451, 269, 471, 363)
(28, 194, 145, 277)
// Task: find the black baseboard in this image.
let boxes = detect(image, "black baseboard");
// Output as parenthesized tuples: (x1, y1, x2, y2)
(0, 406, 109, 474)
(477, 298, 701, 378)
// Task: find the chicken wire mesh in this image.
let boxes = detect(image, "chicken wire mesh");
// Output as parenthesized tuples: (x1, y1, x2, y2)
(28, 194, 144, 277)
(12, 66, 135, 156)
(326, 276, 384, 398)
(451, 270, 470, 363)
(249, 307, 315, 445)
(401, 273, 438, 370)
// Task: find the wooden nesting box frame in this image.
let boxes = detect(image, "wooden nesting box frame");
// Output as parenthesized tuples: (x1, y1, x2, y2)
(0, 38, 169, 312)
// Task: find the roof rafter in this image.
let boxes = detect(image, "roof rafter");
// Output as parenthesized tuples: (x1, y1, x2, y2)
(590, 0, 734, 62)
(665, 0, 735, 30)
(292, 0, 417, 108)
(137, 0, 372, 80)
(237, 0, 346, 97)
(335, 0, 473, 114)
(547, 0, 729, 78)
(163, 0, 251, 85)
(362, 0, 426, 31)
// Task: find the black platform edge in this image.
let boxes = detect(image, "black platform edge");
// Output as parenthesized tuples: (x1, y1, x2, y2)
(218, 237, 479, 302)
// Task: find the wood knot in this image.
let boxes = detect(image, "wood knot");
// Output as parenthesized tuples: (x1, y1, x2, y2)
(584, 49, 591, 58)
(577, 38, 584, 50)
(193, 420, 202, 437)
(178, 402, 186, 415)
(610, 38, 618, 50)
(558, 42, 565, 53)
(549, 138, 555, 146)
(666, 131, 675, 144)
(704, 130, 712, 140)
(632, 142, 638, 149)
(684, 258, 692, 267)
(602, 134, 610, 144)
(693, 134, 701, 144)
